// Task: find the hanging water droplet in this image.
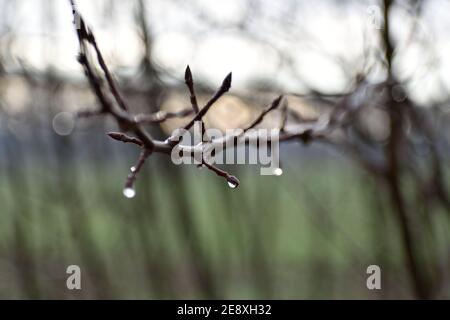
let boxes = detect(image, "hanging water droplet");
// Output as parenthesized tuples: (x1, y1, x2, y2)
(227, 181, 237, 189)
(130, 166, 136, 173)
(273, 168, 283, 176)
(123, 187, 136, 199)
(226, 176, 239, 189)
(197, 164, 204, 170)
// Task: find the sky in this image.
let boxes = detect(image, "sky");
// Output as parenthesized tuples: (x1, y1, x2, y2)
(1, 0, 450, 105)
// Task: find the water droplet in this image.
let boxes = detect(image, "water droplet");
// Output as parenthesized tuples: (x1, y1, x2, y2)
(130, 166, 136, 172)
(273, 168, 283, 176)
(197, 164, 204, 170)
(228, 181, 237, 189)
(226, 176, 240, 189)
(123, 187, 136, 199)
(227, 181, 237, 189)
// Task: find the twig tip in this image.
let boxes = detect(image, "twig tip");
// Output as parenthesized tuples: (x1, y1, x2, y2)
(185, 65, 192, 83)
(222, 72, 232, 91)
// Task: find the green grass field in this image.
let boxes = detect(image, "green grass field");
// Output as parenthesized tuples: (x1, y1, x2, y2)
(1, 145, 426, 299)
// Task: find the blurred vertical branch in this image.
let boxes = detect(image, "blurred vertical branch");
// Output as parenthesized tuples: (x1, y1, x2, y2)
(135, 0, 163, 102)
(381, 0, 429, 299)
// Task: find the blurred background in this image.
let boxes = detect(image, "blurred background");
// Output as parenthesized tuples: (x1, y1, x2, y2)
(0, 0, 450, 299)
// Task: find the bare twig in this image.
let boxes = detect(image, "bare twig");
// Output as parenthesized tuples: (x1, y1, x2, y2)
(107, 132, 143, 147)
(243, 95, 283, 133)
(183, 72, 232, 131)
(279, 99, 288, 132)
(203, 161, 240, 188)
(185, 65, 199, 113)
(124, 148, 152, 192)
(134, 109, 194, 124)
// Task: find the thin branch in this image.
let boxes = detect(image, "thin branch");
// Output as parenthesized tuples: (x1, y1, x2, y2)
(70, 2, 155, 152)
(203, 161, 240, 188)
(279, 99, 288, 132)
(134, 108, 194, 124)
(124, 148, 152, 191)
(185, 65, 199, 113)
(183, 72, 232, 131)
(243, 95, 283, 133)
(107, 132, 143, 147)
(184, 65, 206, 146)
(73, 8, 130, 113)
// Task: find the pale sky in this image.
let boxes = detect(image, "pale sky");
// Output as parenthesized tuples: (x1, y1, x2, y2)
(1, 0, 450, 105)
